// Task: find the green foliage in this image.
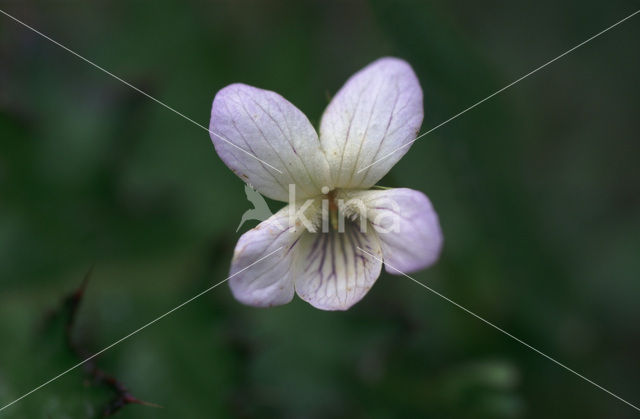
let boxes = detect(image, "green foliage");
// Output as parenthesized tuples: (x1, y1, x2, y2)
(1, 1, 639, 417)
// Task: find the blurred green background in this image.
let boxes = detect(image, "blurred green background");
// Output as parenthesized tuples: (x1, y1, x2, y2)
(1, 1, 639, 418)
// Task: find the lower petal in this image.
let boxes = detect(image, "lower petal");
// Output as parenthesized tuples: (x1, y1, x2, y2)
(294, 222, 383, 310)
(229, 206, 304, 307)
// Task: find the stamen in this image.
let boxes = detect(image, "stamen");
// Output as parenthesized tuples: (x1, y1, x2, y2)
(327, 190, 339, 231)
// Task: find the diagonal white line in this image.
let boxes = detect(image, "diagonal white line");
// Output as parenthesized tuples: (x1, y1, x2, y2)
(0, 8, 283, 174)
(357, 9, 640, 174)
(0, 246, 283, 413)
(356, 247, 640, 413)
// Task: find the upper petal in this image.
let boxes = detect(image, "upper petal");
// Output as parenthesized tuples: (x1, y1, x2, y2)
(319, 57, 423, 189)
(229, 206, 305, 307)
(341, 188, 442, 273)
(293, 222, 383, 310)
(210, 83, 332, 202)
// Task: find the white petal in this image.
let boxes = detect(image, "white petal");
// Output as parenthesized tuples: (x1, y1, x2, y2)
(210, 83, 332, 202)
(294, 223, 383, 310)
(319, 57, 423, 189)
(229, 206, 305, 307)
(341, 188, 442, 273)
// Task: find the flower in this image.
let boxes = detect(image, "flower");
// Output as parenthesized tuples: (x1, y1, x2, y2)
(209, 57, 443, 310)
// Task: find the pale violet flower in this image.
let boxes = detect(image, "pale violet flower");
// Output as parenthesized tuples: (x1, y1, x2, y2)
(209, 57, 443, 310)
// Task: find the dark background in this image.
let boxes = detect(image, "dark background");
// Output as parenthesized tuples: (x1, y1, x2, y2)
(1, 1, 639, 418)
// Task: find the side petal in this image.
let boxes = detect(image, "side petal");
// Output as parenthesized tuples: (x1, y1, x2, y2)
(229, 206, 304, 307)
(341, 188, 442, 273)
(210, 83, 332, 202)
(294, 223, 383, 310)
(319, 57, 423, 189)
